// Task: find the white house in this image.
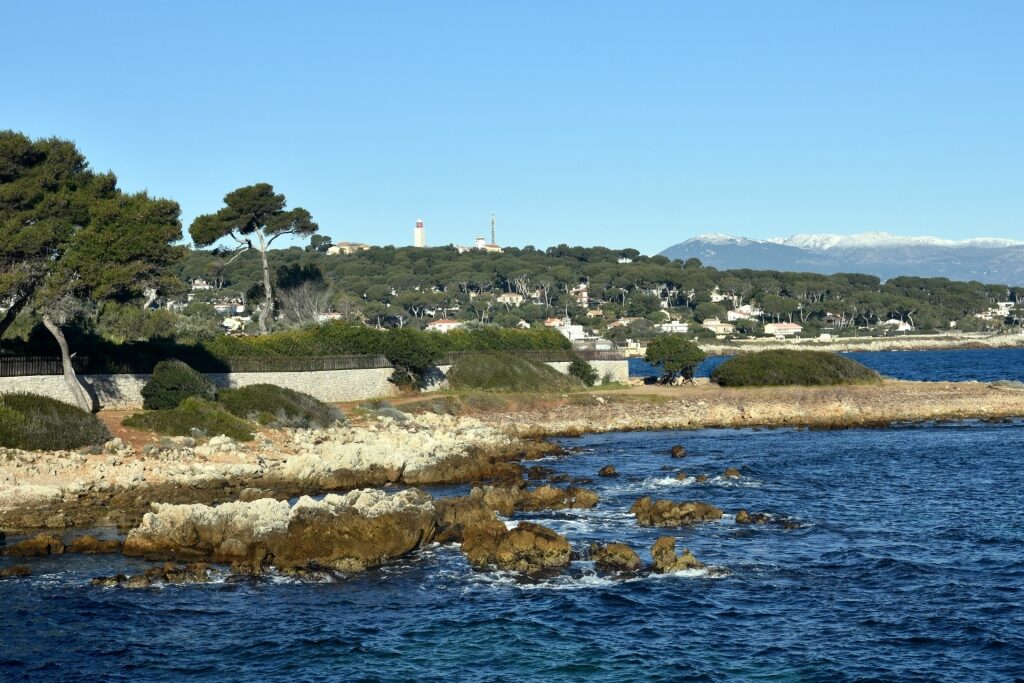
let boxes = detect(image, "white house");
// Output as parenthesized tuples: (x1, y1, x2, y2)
(425, 318, 464, 333)
(570, 284, 589, 307)
(764, 322, 802, 337)
(327, 241, 371, 255)
(702, 318, 735, 335)
(879, 319, 913, 332)
(727, 304, 763, 322)
(496, 292, 524, 307)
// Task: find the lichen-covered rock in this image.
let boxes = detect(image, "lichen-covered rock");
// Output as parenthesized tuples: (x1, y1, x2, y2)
(122, 489, 437, 572)
(66, 534, 122, 554)
(589, 542, 641, 573)
(3, 533, 64, 557)
(461, 521, 571, 575)
(598, 465, 617, 477)
(630, 497, 722, 527)
(650, 536, 704, 573)
(0, 565, 31, 578)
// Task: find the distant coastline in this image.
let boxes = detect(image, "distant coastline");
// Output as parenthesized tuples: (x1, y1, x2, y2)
(694, 332, 1024, 356)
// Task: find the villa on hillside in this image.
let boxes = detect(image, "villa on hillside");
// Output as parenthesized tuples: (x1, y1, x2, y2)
(702, 318, 735, 335)
(425, 318, 464, 333)
(656, 321, 690, 334)
(879, 319, 913, 332)
(764, 322, 802, 338)
(327, 241, 372, 255)
(496, 292, 525, 307)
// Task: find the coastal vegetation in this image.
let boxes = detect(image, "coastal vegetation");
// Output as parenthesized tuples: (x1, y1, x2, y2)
(710, 350, 881, 387)
(446, 353, 584, 393)
(141, 360, 217, 410)
(644, 335, 706, 383)
(217, 384, 344, 428)
(0, 393, 111, 450)
(123, 397, 255, 441)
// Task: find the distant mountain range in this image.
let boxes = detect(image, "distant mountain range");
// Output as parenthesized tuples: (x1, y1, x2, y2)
(659, 232, 1024, 285)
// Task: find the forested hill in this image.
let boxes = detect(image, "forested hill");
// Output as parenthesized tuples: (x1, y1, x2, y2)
(174, 243, 1024, 334)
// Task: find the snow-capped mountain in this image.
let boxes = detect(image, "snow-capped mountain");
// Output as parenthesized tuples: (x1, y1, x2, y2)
(660, 232, 1024, 285)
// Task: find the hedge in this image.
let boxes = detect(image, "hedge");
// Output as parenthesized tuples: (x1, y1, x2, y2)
(710, 350, 881, 387)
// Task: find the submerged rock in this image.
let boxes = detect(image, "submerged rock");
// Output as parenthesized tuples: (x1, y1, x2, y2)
(91, 562, 211, 588)
(589, 542, 641, 573)
(630, 497, 722, 527)
(598, 465, 618, 477)
(670, 445, 686, 458)
(3, 533, 64, 557)
(724, 467, 741, 479)
(674, 471, 687, 481)
(694, 474, 709, 483)
(66, 534, 122, 554)
(735, 509, 771, 525)
(650, 536, 704, 573)
(461, 521, 571, 575)
(0, 564, 31, 579)
(122, 489, 437, 573)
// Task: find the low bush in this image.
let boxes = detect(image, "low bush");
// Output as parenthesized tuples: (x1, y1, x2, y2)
(567, 357, 598, 387)
(123, 397, 254, 441)
(447, 353, 583, 393)
(710, 350, 881, 387)
(0, 393, 111, 450)
(217, 384, 344, 428)
(141, 360, 217, 410)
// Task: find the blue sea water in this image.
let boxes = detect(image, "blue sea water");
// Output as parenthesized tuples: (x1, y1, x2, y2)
(630, 346, 1024, 383)
(2, 349, 1024, 681)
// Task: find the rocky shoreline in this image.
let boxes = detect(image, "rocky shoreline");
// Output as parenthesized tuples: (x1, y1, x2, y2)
(699, 333, 1024, 356)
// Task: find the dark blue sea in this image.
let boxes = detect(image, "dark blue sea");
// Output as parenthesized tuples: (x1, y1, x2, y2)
(630, 346, 1024, 383)
(2, 350, 1024, 682)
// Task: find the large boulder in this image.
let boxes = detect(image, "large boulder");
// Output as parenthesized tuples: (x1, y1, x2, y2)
(589, 542, 641, 573)
(3, 533, 64, 557)
(122, 489, 437, 572)
(670, 445, 686, 458)
(516, 485, 599, 512)
(650, 536, 704, 573)
(631, 497, 722, 527)
(735, 509, 771, 525)
(434, 495, 499, 544)
(0, 565, 31, 579)
(598, 465, 617, 477)
(66, 535, 122, 554)
(461, 521, 571, 575)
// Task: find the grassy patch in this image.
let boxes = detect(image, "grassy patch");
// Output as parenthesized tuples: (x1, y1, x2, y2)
(123, 397, 255, 441)
(710, 350, 881, 387)
(0, 393, 111, 450)
(217, 384, 344, 428)
(446, 353, 584, 393)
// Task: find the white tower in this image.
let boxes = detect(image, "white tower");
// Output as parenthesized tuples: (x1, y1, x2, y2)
(414, 218, 426, 248)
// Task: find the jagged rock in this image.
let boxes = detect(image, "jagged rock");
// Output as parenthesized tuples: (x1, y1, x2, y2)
(0, 565, 31, 578)
(145, 561, 211, 584)
(598, 465, 617, 477)
(724, 467, 741, 479)
(122, 489, 436, 572)
(66, 534, 122, 554)
(434, 495, 499, 544)
(472, 485, 520, 516)
(517, 485, 599, 511)
(526, 465, 555, 480)
(734, 510, 771, 525)
(670, 445, 686, 458)
(461, 521, 571, 575)
(650, 536, 704, 573)
(548, 473, 571, 483)
(589, 542, 641, 572)
(3, 533, 64, 557)
(631, 497, 722, 527)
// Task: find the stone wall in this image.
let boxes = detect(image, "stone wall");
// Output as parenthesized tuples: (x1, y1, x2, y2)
(1, 359, 629, 409)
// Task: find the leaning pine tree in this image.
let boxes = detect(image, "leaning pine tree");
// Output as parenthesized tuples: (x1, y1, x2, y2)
(189, 184, 318, 334)
(0, 130, 183, 411)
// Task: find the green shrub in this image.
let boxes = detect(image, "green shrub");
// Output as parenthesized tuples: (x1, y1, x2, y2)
(644, 334, 706, 382)
(141, 360, 216, 410)
(217, 384, 344, 428)
(123, 397, 254, 441)
(447, 353, 583, 392)
(567, 357, 598, 387)
(0, 393, 111, 450)
(710, 350, 881, 387)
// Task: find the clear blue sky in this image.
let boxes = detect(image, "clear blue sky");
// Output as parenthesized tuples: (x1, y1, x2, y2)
(4, 1, 1022, 253)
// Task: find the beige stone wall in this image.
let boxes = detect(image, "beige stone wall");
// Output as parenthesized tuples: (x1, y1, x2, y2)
(1, 359, 629, 409)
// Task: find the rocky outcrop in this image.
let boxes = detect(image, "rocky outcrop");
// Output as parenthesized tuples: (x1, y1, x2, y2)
(461, 521, 571, 575)
(589, 542, 641, 573)
(517, 485, 598, 512)
(91, 562, 211, 588)
(724, 467, 741, 479)
(66, 535, 122, 554)
(434, 495, 499, 544)
(650, 536, 704, 573)
(598, 465, 617, 477)
(735, 509, 770, 525)
(122, 489, 437, 572)
(670, 445, 686, 458)
(631, 497, 722, 527)
(3, 533, 64, 557)
(0, 565, 31, 578)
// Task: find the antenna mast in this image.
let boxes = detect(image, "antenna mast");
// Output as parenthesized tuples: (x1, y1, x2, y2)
(490, 212, 496, 245)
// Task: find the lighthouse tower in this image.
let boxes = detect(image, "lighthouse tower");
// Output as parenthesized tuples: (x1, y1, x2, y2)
(414, 219, 426, 248)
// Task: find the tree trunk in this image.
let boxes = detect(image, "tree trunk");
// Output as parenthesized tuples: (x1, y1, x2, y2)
(142, 288, 159, 310)
(0, 293, 29, 338)
(256, 230, 273, 334)
(42, 314, 93, 413)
